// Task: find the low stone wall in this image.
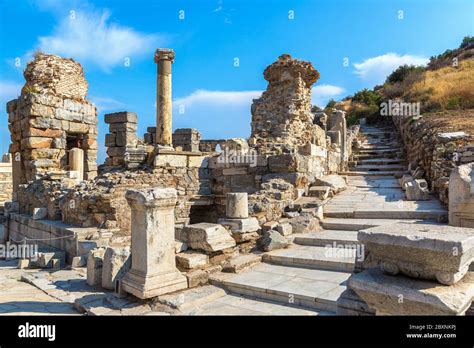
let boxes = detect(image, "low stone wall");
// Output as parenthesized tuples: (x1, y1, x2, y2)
(392, 115, 474, 204)
(60, 152, 213, 232)
(7, 213, 105, 263)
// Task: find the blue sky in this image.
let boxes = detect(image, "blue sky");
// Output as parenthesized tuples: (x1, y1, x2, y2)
(0, 0, 473, 162)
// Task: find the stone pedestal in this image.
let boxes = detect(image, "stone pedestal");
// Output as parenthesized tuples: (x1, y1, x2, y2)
(226, 192, 248, 219)
(121, 187, 187, 299)
(154, 48, 175, 147)
(69, 148, 84, 181)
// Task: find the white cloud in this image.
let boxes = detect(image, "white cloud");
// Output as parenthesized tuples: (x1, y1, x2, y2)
(311, 84, 345, 108)
(353, 53, 429, 86)
(90, 96, 126, 113)
(36, 8, 160, 71)
(173, 89, 262, 109)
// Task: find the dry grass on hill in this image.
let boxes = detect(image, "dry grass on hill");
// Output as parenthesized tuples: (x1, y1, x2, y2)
(407, 57, 474, 109)
(421, 109, 474, 136)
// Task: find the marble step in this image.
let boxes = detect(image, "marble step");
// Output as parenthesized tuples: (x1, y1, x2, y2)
(349, 158, 407, 166)
(209, 263, 350, 313)
(340, 170, 404, 176)
(180, 293, 325, 315)
(356, 148, 402, 154)
(346, 177, 401, 188)
(323, 208, 448, 221)
(350, 164, 406, 171)
(292, 230, 359, 247)
(358, 143, 401, 150)
(352, 153, 404, 160)
(262, 245, 355, 272)
(321, 217, 426, 231)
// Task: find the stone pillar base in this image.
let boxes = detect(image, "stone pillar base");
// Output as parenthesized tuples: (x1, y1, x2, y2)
(122, 269, 187, 299)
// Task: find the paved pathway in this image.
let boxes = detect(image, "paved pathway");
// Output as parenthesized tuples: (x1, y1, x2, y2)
(0, 260, 79, 315)
(207, 124, 449, 315)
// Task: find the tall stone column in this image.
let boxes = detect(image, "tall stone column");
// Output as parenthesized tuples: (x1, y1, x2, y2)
(154, 48, 175, 148)
(121, 187, 187, 299)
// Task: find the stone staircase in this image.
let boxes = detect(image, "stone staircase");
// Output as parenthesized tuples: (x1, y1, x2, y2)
(209, 123, 449, 315)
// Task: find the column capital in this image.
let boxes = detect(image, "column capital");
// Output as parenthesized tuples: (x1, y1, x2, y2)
(154, 48, 175, 63)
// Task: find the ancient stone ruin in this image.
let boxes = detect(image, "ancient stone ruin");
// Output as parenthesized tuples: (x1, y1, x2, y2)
(1, 49, 473, 317)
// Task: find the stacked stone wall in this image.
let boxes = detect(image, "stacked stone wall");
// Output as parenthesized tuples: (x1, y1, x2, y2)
(392, 115, 474, 204)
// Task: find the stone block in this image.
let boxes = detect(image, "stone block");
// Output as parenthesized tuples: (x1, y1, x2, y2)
(288, 215, 319, 234)
(154, 154, 187, 167)
(105, 133, 117, 147)
(257, 230, 289, 252)
(222, 254, 262, 273)
(176, 251, 209, 269)
(349, 268, 474, 315)
(217, 217, 259, 234)
(72, 255, 87, 268)
(104, 112, 138, 124)
(314, 175, 347, 193)
(183, 223, 236, 252)
(17, 259, 30, 269)
(101, 246, 131, 290)
(358, 222, 474, 285)
(262, 221, 278, 232)
(308, 186, 331, 199)
(87, 248, 106, 287)
(175, 241, 188, 253)
(276, 222, 293, 236)
(232, 231, 260, 243)
(299, 143, 327, 158)
(38, 251, 66, 269)
(32, 207, 48, 220)
(186, 269, 209, 288)
(188, 156, 208, 168)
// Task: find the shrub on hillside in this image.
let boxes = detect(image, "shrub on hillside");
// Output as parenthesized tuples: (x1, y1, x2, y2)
(386, 65, 426, 84)
(351, 88, 381, 106)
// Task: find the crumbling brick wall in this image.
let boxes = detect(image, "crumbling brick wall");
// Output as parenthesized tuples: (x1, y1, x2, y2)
(7, 53, 98, 189)
(250, 54, 320, 153)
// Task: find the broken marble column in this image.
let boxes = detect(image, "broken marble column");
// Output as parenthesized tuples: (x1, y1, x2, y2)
(225, 192, 248, 218)
(349, 268, 474, 315)
(218, 192, 260, 242)
(69, 147, 84, 181)
(154, 48, 175, 148)
(449, 163, 474, 228)
(121, 187, 187, 299)
(328, 109, 347, 170)
(358, 222, 474, 285)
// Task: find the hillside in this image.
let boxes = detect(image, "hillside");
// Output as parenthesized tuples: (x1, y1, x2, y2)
(328, 36, 474, 130)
